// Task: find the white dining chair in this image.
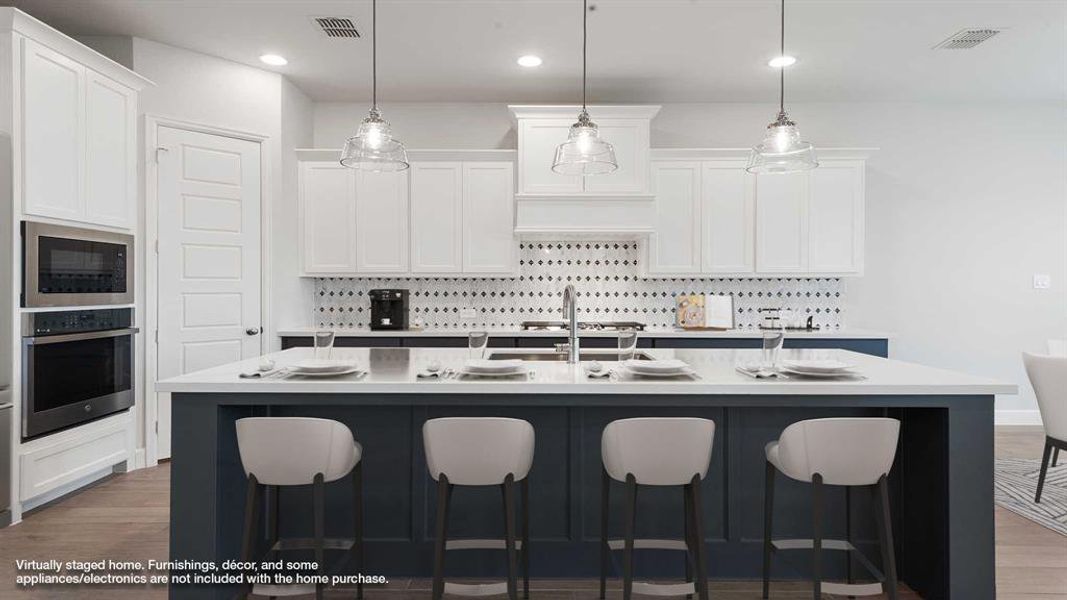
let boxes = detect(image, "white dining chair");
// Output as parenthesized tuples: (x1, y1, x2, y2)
(1023, 353, 1067, 503)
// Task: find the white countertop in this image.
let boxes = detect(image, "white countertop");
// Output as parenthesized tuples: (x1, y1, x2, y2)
(276, 327, 893, 339)
(157, 347, 1013, 396)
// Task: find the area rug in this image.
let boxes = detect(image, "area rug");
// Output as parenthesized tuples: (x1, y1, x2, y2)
(994, 458, 1067, 536)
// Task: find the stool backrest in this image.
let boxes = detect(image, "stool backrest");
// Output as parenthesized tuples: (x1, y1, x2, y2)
(1024, 353, 1067, 441)
(777, 418, 899, 486)
(423, 417, 535, 486)
(601, 418, 716, 486)
(236, 417, 358, 486)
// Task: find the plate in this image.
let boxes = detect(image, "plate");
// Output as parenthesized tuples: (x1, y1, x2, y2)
(624, 359, 690, 374)
(290, 359, 359, 373)
(778, 367, 860, 379)
(464, 359, 525, 373)
(459, 368, 528, 378)
(287, 367, 364, 378)
(780, 359, 855, 374)
(620, 366, 696, 379)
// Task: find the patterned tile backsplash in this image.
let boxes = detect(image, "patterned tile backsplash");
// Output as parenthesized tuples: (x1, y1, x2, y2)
(315, 242, 845, 330)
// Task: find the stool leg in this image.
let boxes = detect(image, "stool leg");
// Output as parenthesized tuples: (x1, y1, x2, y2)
(683, 486, 693, 600)
(1053, 446, 1060, 468)
(432, 475, 452, 600)
(521, 477, 530, 600)
(1036, 439, 1053, 503)
(267, 485, 278, 558)
(688, 475, 709, 600)
(239, 474, 260, 600)
(502, 474, 520, 600)
(599, 468, 610, 600)
(622, 474, 638, 600)
(845, 485, 854, 591)
(811, 473, 824, 600)
(313, 473, 325, 600)
(874, 475, 899, 600)
(353, 462, 364, 600)
(762, 460, 774, 600)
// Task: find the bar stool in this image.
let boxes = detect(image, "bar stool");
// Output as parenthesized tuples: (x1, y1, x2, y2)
(424, 417, 535, 600)
(599, 417, 716, 600)
(236, 417, 364, 600)
(762, 417, 900, 600)
(1023, 352, 1067, 502)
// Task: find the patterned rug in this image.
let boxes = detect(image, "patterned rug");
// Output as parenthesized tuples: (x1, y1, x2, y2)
(994, 458, 1067, 536)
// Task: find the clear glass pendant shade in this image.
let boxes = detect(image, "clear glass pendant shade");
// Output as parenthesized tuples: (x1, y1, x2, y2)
(340, 109, 409, 171)
(746, 113, 818, 174)
(552, 111, 618, 176)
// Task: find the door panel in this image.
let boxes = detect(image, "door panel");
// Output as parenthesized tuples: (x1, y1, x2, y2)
(647, 161, 701, 274)
(301, 162, 357, 273)
(85, 72, 135, 228)
(463, 162, 516, 274)
(582, 120, 647, 195)
(410, 162, 462, 273)
(157, 126, 262, 458)
(702, 161, 755, 274)
(518, 120, 582, 195)
(755, 171, 809, 273)
(355, 170, 409, 273)
(809, 161, 864, 274)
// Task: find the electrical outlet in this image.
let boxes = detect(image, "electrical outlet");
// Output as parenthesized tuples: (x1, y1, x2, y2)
(1033, 274, 1052, 289)
(460, 307, 477, 319)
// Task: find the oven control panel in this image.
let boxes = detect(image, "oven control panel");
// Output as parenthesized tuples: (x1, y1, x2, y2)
(23, 308, 134, 337)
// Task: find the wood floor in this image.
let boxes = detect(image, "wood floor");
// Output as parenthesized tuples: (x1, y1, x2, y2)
(0, 426, 1062, 599)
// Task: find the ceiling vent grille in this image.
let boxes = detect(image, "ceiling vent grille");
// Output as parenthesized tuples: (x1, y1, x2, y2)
(933, 28, 1002, 49)
(312, 16, 361, 39)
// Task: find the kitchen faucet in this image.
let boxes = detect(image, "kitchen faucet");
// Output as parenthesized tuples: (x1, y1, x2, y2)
(561, 284, 580, 364)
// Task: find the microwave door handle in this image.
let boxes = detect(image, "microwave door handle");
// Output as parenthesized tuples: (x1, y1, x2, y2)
(23, 327, 140, 345)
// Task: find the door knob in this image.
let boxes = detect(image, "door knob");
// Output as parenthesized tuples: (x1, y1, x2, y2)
(245, 327, 260, 336)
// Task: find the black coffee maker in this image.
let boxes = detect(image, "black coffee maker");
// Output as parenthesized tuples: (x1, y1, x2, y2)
(369, 289, 409, 330)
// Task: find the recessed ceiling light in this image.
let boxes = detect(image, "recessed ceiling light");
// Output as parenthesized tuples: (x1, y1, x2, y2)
(768, 55, 797, 68)
(517, 55, 543, 68)
(259, 54, 288, 66)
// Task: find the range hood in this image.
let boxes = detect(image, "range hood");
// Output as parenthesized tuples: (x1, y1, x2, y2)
(509, 105, 660, 239)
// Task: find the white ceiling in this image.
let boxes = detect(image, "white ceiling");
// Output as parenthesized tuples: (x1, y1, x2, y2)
(10, 0, 1067, 103)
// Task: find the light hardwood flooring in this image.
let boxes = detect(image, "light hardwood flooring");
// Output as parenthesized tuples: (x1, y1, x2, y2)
(0, 427, 1061, 599)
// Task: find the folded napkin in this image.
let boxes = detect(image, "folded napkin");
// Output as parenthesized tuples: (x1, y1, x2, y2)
(735, 363, 782, 379)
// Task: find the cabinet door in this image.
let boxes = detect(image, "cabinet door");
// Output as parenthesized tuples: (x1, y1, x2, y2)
(463, 162, 516, 274)
(355, 169, 409, 273)
(755, 171, 809, 273)
(300, 162, 357, 274)
(85, 71, 136, 228)
(809, 160, 864, 274)
(22, 39, 85, 221)
(647, 161, 701, 275)
(518, 119, 582, 195)
(702, 161, 755, 274)
(582, 119, 649, 195)
(410, 162, 463, 273)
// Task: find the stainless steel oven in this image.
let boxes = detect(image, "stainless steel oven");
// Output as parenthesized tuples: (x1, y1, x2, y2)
(22, 222, 134, 308)
(21, 309, 137, 440)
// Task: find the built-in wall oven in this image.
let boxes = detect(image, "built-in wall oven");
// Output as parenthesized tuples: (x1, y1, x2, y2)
(21, 309, 137, 440)
(22, 222, 134, 308)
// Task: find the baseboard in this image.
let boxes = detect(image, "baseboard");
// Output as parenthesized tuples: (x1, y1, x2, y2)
(995, 410, 1043, 426)
(20, 466, 114, 513)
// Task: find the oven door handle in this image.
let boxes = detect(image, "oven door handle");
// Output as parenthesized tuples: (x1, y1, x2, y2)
(23, 327, 140, 345)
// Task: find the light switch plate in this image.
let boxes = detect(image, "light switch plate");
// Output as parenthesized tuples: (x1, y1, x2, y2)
(1033, 273, 1052, 289)
(460, 307, 477, 319)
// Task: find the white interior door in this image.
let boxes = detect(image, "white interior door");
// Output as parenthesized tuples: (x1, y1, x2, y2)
(156, 126, 262, 459)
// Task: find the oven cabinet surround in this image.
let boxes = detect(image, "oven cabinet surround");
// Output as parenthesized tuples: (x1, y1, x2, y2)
(644, 149, 871, 278)
(160, 348, 1010, 600)
(297, 149, 518, 277)
(12, 14, 150, 230)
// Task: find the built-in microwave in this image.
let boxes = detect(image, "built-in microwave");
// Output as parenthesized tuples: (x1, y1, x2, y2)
(22, 222, 134, 308)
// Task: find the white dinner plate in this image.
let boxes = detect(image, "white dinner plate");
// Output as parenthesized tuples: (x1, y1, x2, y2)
(778, 367, 860, 379)
(459, 367, 528, 378)
(290, 359, 360, 373)
(780, 359, 855, 374)
(464, 359, 525, 373)
(624, 359, 690, 374)
(287, 367, 364, 378)
(619, 366, 696, 379)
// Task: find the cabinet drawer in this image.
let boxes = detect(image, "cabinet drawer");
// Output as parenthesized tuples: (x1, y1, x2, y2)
(19, 413, 131, 502)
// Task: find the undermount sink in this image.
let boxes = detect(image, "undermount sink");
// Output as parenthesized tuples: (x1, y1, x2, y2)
(488, 352, 654, 362)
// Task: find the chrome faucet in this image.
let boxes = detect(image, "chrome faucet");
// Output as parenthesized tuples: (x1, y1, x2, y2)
(562, 284, 580, 364)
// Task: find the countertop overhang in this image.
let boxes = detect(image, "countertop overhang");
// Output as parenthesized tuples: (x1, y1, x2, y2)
(157, 347, 1014, 396)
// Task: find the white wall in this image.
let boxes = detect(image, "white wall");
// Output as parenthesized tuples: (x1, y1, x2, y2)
(277, 77, 315, 341)
(312, 100, 1067, 421)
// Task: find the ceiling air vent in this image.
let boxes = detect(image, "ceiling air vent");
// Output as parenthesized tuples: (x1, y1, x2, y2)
(933, 28, 1002, 49)
(312, 16, 361, 39)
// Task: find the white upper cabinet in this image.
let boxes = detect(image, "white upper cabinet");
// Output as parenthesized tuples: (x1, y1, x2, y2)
(19, 34, 145, 229)
(516, 119, 582, 196)
(808, 160, 864, 274)
(647, 161, 702, 274)
(355, 169, 409, 274)
(580, 119, 650, 196)
(410, 162, 463, 274)
(702, 161, 755, 274)
(755, 171, 810, 273)
(22, 38, 85, 222)
(300, 161, 357, 274)
(463, 162, 516, 274)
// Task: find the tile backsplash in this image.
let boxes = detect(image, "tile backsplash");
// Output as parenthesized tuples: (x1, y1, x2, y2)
(315, 242, 844, 330)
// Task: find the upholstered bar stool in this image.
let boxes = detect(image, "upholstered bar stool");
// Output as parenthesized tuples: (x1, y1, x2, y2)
(762, 417, 900, 600)
(236, 417, 364, 600)
(599, 417, 716, 600)
(1023, 352, 1067, 502)
(424, 417, 535, 600)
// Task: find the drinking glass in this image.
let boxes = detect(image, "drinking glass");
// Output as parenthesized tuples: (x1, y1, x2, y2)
(761, 329, 785, 369)
(314, 330, 335, 360)
(468, 331, 489, 360)
(617, 328, 638, 362)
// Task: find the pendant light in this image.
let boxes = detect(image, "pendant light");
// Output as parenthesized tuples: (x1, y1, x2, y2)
(340, 0, 409, 171)
(746, 0, 817, 174)
(552, 0, 617, 176)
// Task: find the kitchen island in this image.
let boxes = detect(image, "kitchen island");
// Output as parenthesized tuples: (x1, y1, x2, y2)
(157, 347, 1013, 600)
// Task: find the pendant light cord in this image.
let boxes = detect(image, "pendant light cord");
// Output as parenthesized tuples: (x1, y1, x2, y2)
(582, 0, 588, 111)
(779, 0, 785, 114)
(372, 0, 378, 111)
